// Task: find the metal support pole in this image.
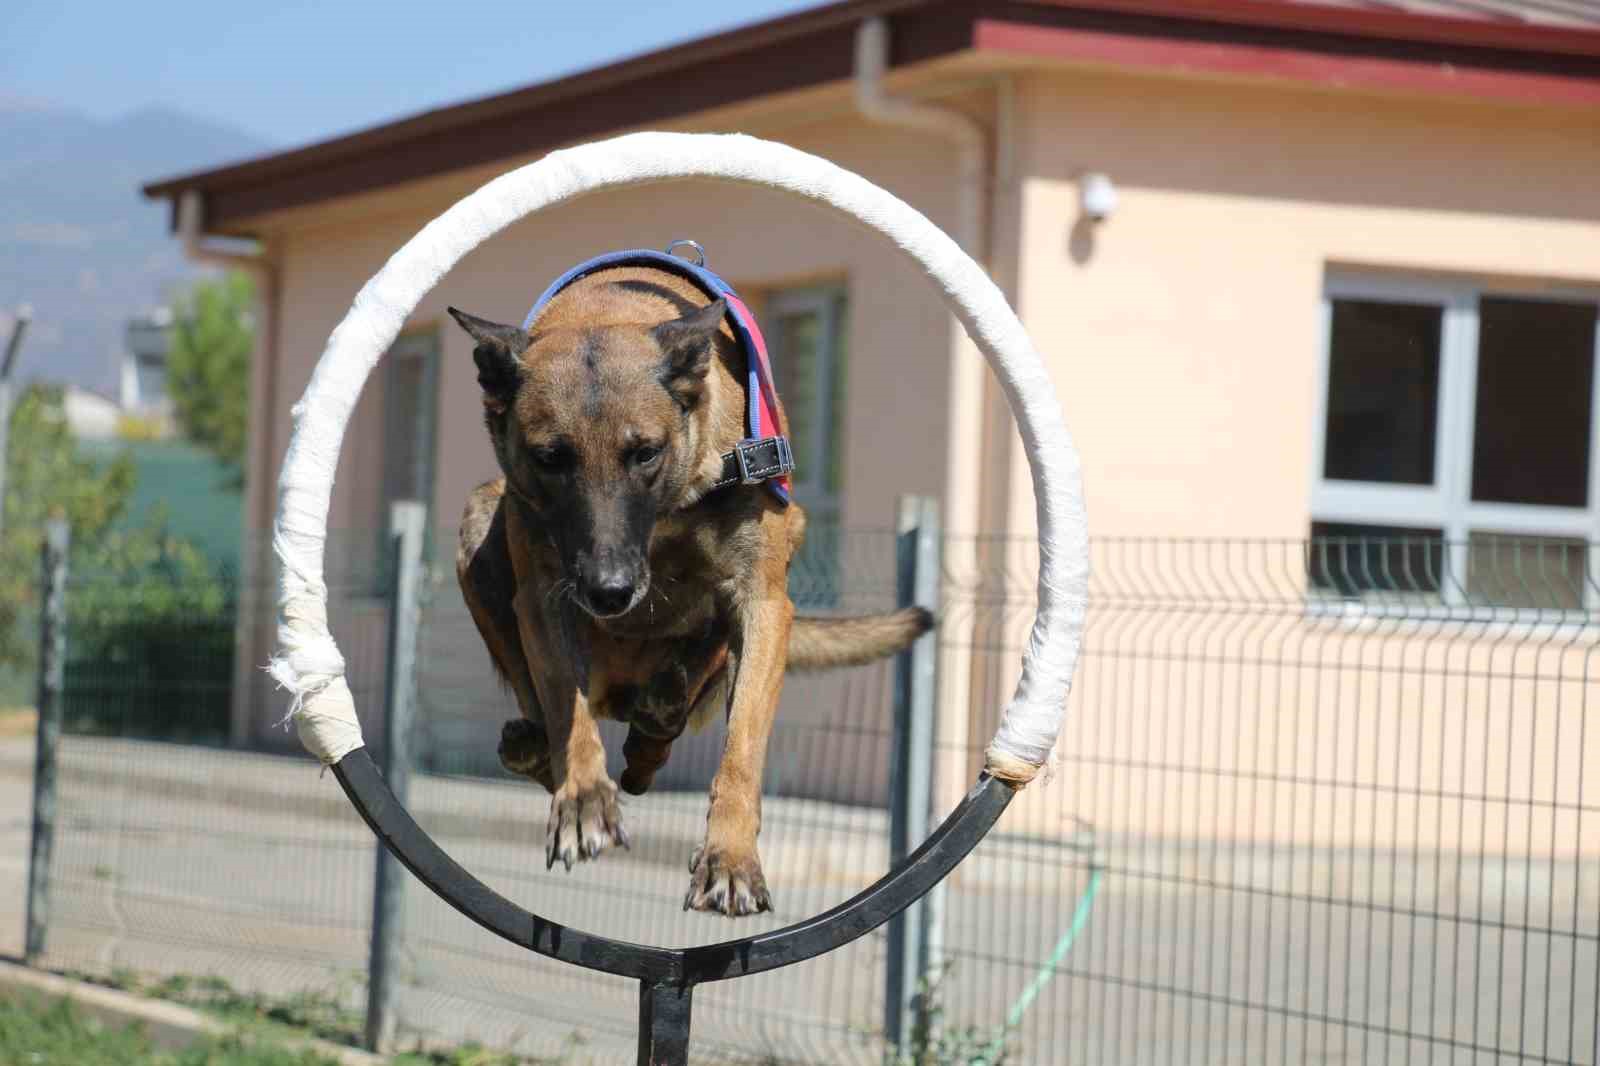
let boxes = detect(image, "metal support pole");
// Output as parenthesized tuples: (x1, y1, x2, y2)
(637, 981, 693, 1066)
(25, 518, 68, 963)
(884, 495, 942, 1049)
(0, 305, 34, 546)
(364, 500, 426, 1054)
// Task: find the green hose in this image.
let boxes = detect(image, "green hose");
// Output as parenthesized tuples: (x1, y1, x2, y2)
(972, 865, 1103, 1066)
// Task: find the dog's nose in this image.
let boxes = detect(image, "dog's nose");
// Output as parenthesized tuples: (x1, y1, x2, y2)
(584, 576, 636, 616)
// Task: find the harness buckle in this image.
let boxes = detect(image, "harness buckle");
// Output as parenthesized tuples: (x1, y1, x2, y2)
(734, 440, 762, 485)
(733, 437, 795, 485)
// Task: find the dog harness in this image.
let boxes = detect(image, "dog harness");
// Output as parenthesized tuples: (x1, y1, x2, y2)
(523, 242, 794, 504)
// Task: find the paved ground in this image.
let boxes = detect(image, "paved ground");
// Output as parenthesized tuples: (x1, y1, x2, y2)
(2, 735, 1595, 1065)
(1, 760, 27, 963)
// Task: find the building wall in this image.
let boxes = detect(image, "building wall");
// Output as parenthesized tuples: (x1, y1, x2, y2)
(1008, 68, 1600, 541)
(969, 70, 1600, 847)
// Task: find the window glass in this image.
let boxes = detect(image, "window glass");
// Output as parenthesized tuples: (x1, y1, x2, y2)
(1316, 280, 1600, 611)
(1471, 297, 1596, 508)
(383, 331, 439, 517)
(767, 288, 846, 609)
(825, 302, 848, 497)
(1467, 533, 1587, 611)
(1309, 521, 1444, 598)
(1324, 299, 1442, 485)
(773, 310, 823, 481)
(136, 356, 166, 410)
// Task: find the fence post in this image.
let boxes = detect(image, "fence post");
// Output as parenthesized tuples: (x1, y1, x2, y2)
(25, 519, 69, 964)
(885, 495, 942, 1051)
(365, 500, 426, 1054)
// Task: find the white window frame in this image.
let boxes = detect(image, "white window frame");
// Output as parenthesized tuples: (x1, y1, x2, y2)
(1313, 271, 1600, 612)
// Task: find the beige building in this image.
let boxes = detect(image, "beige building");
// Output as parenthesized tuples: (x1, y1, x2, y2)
(147, 0, 1600, 834)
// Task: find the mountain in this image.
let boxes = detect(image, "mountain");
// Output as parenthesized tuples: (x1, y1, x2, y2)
(0, 100, 272, 396)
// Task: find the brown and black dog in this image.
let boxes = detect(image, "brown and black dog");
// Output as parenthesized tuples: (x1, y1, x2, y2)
(449, 263, 930, 916)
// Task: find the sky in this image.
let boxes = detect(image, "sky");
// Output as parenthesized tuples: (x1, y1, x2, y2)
(2, 0, 826, 147)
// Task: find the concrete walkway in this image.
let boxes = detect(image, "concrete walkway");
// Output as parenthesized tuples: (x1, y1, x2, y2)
(2, 734, 1593, 1065)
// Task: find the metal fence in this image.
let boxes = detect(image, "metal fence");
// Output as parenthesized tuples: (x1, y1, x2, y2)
(15, 526, 1600, 1064)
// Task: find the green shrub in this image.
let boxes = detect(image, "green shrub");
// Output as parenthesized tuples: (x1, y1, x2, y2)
(63, 525, 236, 742)
(2, 385, 236, 738)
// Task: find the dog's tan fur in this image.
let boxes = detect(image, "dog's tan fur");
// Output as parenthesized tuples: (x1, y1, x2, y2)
(451, 264, 929, 916)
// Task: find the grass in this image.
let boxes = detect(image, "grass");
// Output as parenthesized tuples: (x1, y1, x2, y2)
(0, 992, 341, 1065)
(66, 970, 574, 1065)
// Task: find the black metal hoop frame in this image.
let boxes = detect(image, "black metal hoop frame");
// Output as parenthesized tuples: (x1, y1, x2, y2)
(330, 747, 1015, 1064)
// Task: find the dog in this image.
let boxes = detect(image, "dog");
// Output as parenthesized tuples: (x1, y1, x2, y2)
(449, 254, 931, 916)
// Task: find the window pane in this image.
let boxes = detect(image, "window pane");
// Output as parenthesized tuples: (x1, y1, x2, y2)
(769, 290, 847, 608)
(136, 356, 166, 410)
(1324, 299, 1442, 485)
(1471, 296, 1596, 508)
(1309, 521, 1444, 597)
(383, 333, 439, 509)
(1467, 533, 1587, 610)
(773, 309, 822, 483)
(825, 296, 848, 496)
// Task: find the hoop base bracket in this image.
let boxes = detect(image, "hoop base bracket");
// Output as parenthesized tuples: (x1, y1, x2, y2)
(638, 981, 693, 1066)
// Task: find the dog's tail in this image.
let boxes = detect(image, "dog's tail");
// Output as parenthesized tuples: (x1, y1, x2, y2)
(786, 607, 935, 672)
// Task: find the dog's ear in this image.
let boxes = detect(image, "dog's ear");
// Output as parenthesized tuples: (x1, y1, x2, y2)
(654, 297, 725, 405)
(448, 307, 528, 412)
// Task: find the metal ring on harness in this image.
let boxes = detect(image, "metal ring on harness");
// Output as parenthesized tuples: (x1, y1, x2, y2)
(663, 238, 707, 266)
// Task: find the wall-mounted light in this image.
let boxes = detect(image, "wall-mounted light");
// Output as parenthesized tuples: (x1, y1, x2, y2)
(1079, 172, 1118, 223)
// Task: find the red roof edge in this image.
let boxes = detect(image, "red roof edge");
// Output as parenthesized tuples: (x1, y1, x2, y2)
(976, 14, 1600, 108)
(1027, 0, 1600, 60)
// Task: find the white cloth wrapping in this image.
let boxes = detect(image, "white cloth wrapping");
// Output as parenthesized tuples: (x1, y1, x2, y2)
(267, 131, 1088, 781)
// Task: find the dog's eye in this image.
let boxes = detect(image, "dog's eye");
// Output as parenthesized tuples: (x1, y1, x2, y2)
(632, 444, 663, 467)
(530, 446, 572, 473)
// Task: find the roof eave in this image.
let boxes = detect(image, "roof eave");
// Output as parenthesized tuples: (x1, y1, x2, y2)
(146, 0, 1600, 234)
(142, 0, 924, 202)
(1031, 0, 1600, 60)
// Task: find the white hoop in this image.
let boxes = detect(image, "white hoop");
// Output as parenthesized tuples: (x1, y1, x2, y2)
(267, 131, 1087, 784)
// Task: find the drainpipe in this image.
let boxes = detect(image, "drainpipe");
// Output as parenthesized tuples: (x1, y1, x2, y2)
(854, 12, 994, 1051)
(854, 17, 987, 257)
(178, 190, 281, 750)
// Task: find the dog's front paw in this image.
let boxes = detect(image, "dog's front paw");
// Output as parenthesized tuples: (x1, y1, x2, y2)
(499, 718, 554, 792)
(545, 776, 629, 871)
(684, 844, 772, 917)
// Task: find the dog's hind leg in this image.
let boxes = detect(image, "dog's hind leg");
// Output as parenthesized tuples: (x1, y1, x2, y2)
(457, 481, 552, 791)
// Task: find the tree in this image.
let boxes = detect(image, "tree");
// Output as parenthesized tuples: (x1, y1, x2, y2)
(0, 384, 235, 737)
(167, 272, 254, 482)
(0, 384, 135, 671)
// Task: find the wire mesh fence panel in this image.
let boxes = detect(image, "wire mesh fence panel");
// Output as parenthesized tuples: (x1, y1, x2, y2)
(935, 537, 1600, 1066)
(33, 546, 391, 1028)
(27, 530, 1600, 1064)
(393, 526, 907, 1064)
